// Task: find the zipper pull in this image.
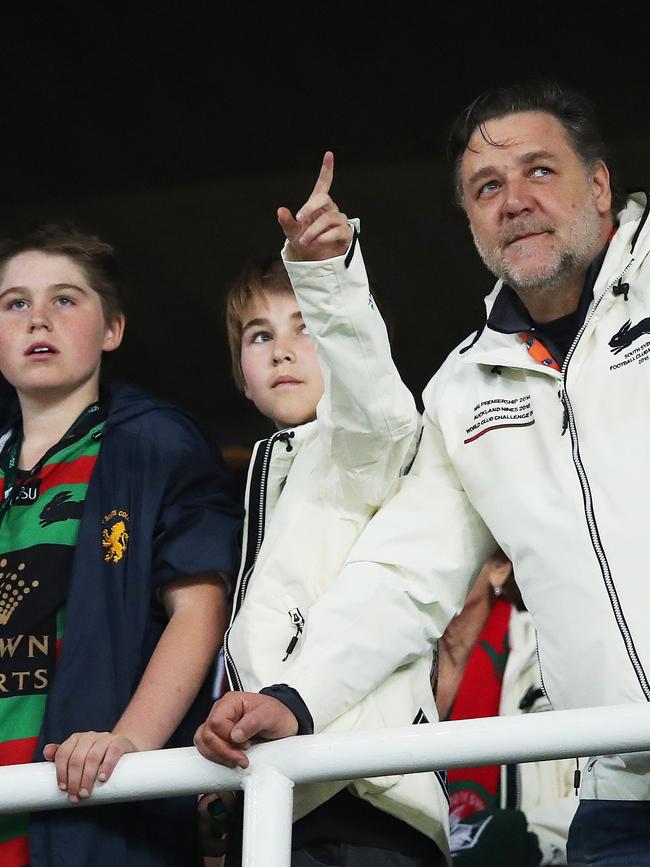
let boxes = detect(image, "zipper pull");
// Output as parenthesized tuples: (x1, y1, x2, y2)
(613, 280, 630, 301)
(558, 390, 569, 436)
(282, 608, 305, 661)
(573, 759, 581, 795)
(277, 431, 295, 452)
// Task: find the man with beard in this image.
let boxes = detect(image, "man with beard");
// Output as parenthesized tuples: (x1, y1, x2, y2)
(194, 82, 650, 865)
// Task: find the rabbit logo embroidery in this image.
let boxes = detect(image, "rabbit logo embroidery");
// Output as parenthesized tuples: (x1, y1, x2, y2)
(101, 510, 130, 564)
(39, 491, 84, 527)
(608, 318, 650, 371)
(609, 318, 650, 355)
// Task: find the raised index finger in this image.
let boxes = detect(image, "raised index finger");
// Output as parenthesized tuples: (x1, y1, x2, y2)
(309, 151, 334, 198)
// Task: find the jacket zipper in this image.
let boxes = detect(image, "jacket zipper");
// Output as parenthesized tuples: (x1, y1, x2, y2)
(515, 763, 521, 810)
(504, 762, 521, 810)
(282, 608, 305, 661)
(224, 430, 290, 691)
(533, 629, 550, 705)
(236, 434, 277, 614)
(559, 262, 650, 700)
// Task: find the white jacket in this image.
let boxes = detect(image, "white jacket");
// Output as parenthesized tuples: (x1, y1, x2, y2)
(224, 237, 452, 857)
(276, 194, 650, 808)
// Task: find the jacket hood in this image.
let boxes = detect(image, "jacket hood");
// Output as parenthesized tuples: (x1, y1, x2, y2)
(0, 380, 188, 439)
(102, 381, 185, 429)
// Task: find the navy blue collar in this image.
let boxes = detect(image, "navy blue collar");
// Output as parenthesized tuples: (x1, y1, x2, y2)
(487, 242, 610, 336)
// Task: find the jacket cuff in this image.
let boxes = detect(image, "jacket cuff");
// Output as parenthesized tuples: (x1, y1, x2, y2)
(259, 684, 314, 735)
(281, 218, 361, 269)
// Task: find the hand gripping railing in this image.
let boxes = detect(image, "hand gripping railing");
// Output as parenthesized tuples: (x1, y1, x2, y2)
(2, 703, 650, 867)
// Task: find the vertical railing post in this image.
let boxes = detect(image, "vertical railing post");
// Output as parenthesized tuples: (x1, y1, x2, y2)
(241, 764, 294, 867)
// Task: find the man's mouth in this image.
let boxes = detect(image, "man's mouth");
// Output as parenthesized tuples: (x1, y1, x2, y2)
(504, 229, 552, 248)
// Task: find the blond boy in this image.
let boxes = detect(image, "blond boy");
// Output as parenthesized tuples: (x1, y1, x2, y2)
(196, 156, 449, 867)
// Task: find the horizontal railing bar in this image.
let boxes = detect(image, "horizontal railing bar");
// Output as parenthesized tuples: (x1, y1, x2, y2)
(261, 701, 650, 784)
(0, 746, 242, 814)
(1, 703, 649, 814)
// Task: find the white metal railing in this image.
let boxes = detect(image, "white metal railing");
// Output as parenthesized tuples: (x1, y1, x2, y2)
(2, 703, 650, 866)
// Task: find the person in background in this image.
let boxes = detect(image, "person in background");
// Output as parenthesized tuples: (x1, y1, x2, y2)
(437, 550, 579, 866)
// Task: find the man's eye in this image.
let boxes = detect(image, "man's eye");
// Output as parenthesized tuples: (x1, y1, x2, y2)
(531, 166, 552, 177)
(55, 296, 74, 306)
(479, 180, 500, 196)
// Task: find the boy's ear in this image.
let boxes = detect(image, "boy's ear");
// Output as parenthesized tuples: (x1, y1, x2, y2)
(103, 314, 125, 353)
(240, 363, 251, 400)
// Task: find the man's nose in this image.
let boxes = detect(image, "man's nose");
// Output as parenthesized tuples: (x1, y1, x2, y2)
(501, 177, 535, 219)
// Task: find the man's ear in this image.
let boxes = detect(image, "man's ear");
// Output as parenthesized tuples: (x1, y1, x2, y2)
(592, 160, 612, 216)
(103, 314, 125, 353)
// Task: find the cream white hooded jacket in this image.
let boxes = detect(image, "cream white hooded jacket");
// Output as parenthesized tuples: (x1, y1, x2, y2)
(275, 194, 650, 810)
(224, 234, 452, 857)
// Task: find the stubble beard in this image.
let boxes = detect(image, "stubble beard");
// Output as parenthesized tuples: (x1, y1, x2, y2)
(471, 194, 605, 299)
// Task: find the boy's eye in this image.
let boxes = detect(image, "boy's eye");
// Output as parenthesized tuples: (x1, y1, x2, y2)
(8, 299, 28, 311)
(252, 330, 272, 344)
(300, 323, 310, 336)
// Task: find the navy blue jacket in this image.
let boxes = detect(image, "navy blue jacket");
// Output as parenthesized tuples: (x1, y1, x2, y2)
(23, 384, 241, 867)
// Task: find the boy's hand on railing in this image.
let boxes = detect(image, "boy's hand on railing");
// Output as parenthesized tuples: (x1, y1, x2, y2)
(194, 692, 298, 769)
(43, 732, 138, 803)
(278, 151, 353, 262)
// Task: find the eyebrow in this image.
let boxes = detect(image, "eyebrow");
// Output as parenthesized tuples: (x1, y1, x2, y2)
(0, 282, 88, 303)
(242, 311, 304, 332)
(242, 316, 270, 332)
(466, 150, 559, 188)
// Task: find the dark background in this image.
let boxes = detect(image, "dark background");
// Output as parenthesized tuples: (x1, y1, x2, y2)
(1, 5, 648, 457)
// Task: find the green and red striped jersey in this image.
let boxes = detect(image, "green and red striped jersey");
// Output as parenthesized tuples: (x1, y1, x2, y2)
(0, 409, 104, 867)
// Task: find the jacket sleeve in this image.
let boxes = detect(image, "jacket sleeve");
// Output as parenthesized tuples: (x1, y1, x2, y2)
(148, 412, 243, 589)
(282, 230, 418, 507)
(276, 380, 496, 732)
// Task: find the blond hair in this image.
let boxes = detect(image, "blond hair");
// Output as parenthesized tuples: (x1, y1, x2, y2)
(225, 255, 294, 391)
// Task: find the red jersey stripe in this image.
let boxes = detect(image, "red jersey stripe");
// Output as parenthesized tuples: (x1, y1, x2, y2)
(0, 736, 38, 766)
(0, 833, 30, 867)
(38, 456, 98, 494)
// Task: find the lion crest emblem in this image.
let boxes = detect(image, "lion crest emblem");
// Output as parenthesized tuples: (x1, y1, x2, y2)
(102, 510, 130, 564)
